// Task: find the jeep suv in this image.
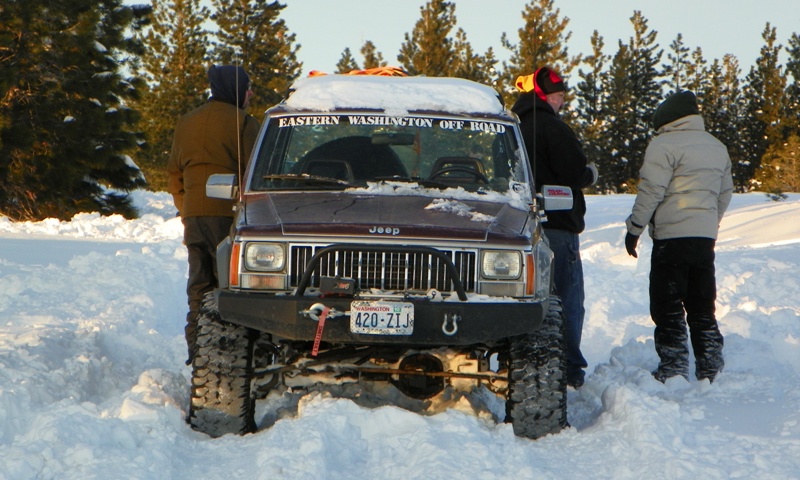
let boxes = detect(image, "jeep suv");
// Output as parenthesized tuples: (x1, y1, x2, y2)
(189, 73, 570, 440)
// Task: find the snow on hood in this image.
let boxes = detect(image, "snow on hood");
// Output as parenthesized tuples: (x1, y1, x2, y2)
(424, 198, 496, 223)
(356, 180, 532, 209)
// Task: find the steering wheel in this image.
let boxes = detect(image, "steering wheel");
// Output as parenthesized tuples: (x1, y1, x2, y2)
(429, 166, 489, 184)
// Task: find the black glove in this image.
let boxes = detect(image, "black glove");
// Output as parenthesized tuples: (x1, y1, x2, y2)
(587, 163, 599, 186)
(625, 233, 639, 258)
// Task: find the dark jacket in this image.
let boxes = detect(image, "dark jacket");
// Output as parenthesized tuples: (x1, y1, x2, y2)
(512, 92, 595, 233)
(167, 100, 260, 218)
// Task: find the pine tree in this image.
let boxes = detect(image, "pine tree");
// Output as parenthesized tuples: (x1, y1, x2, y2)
(335, 48, 359, 73)
(602, 11, 663, 192)
(452, 29, 497, 84)
(573, 30, 610, 191)
(760, 133, 800, 195)
(663, 33, 691, 93)
(211, 0, 302, 114)
(602, 44, 637, 191)
(753, 24, 786, 146)
(397, 0, 457, 76)
(0, 0, 151, 221)
(703, 55, 748, 191)
(754, 133, 800, 195)
(482, 48, 501, 89)
(499, 0, 581, 102)
(396, 0, 493, 82)
(685, 47, 709, 94)
(783, 33, 800, 133)
(134, 0, 210, 191)
(360, 41, 387, 69)
(741, 23, 786, 190)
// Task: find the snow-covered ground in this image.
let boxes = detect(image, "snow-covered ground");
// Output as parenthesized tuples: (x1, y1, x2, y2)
(1, 191, 798, 479)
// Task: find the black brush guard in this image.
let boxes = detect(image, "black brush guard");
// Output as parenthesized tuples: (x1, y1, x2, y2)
(216, 244, 545, 345)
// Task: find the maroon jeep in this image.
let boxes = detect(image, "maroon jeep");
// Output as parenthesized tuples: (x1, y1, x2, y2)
(189, 74, 570, 440)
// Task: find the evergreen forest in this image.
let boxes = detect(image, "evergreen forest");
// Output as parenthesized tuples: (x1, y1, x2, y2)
(1, 0, 798, 220)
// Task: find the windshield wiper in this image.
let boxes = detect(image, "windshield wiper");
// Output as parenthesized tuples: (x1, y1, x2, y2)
(263, 174, 354, 188)
(372, 176, 453, 189)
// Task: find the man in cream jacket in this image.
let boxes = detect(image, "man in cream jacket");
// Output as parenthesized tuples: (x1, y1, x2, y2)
(624, 91, 733, 383)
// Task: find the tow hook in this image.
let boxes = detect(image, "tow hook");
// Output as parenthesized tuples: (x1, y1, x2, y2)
(303, 302, 349, 357)
(303, 302, 347, 321)
(441, 313, 460, 336)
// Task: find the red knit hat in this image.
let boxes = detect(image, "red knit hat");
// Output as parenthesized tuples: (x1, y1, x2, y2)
(533, 67, 565, 101)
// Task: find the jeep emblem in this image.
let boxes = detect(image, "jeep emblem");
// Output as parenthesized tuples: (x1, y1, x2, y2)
(369, 226, 400, 235)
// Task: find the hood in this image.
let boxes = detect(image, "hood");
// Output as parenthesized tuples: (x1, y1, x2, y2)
(208, 65, 250, 109)
(657, 114, 705, 134)
(241, 192, 531, 242)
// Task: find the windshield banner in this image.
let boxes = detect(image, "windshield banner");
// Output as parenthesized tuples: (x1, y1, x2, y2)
(278, 115, 506, 132)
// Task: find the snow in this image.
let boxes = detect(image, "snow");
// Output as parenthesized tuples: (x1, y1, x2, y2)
(285, 75, 505, 115)
(1, 190, 799, 479)
(354, 179, 533, 210)
(425, 198, 495, 222)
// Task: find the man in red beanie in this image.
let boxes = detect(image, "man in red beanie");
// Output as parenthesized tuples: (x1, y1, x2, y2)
(167, 65, 260, 364)
(512, 66, 598, 388)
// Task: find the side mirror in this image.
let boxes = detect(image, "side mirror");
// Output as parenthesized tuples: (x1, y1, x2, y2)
(539, 185, 573, 212)
(206, 174, 239, 199)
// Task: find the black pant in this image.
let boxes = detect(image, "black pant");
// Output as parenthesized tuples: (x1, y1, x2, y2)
(183, 216, 233, 360)
(649, 237, 724, 381)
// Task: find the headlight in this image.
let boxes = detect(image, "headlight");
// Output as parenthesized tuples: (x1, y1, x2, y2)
(244, 243, 285, 272)
(481, 250, 521, 279)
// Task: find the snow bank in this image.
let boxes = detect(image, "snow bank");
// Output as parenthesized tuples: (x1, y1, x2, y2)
(0, 192, 798, 479)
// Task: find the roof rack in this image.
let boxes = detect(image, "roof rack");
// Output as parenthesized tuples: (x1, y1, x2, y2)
(307, 66, 408, 77)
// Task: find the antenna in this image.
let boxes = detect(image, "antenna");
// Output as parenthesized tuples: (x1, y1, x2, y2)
(531, 75, 537, 197)
(233, 49, 244, 203)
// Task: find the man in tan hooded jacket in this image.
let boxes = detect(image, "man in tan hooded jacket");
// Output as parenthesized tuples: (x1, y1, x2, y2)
(168, 65, 260, 363)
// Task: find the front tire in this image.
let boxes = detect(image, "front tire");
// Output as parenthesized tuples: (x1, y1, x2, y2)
(505, 295, 568, 439)
(188, 293, 258, 437)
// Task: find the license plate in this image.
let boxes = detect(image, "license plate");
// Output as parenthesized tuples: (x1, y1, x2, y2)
(350, 301, 414, 335)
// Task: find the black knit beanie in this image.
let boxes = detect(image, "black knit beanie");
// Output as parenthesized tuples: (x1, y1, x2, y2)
(208, 65, 250, 109)
(533, 66, 566, 101)
(652, 91, 700, 130)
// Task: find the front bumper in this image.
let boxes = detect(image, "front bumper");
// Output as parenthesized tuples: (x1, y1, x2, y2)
(215, 290, 546, 346)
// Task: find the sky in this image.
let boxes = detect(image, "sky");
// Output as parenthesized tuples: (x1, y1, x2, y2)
(1, 190, 799, 479)
(280, 0, 798, 77)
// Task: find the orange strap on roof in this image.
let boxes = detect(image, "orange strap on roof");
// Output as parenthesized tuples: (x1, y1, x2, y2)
(308, 66, 408, 77)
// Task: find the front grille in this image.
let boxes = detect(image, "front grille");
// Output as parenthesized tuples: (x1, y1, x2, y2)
(290, 245, 476, 293)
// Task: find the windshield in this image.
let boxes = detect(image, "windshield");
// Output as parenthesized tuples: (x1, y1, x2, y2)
(248, 114, 528, 194)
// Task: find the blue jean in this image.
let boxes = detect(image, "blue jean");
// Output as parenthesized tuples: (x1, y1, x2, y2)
(543, 228, 588, 384)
